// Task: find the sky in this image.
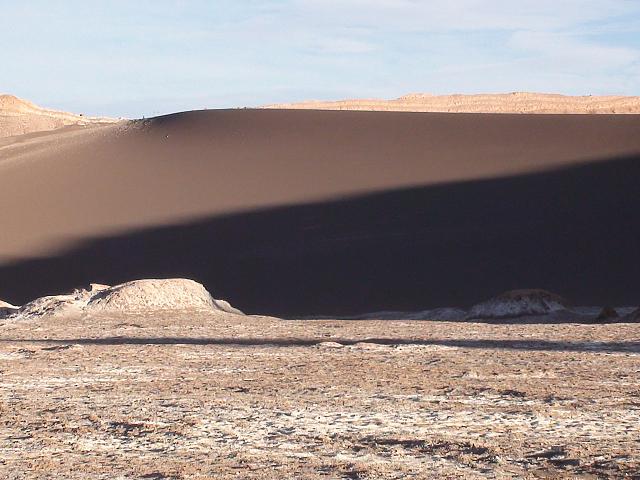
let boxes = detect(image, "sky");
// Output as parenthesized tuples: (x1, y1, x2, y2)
(2, 0, 640, 118)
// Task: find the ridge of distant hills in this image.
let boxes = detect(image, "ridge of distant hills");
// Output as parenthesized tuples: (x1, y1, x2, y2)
(264, 92, 640, 114)
(0, 94, 119, 138)
(4, 91, 640, 140)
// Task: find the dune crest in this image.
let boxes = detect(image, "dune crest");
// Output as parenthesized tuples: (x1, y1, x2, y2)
(264, 92, 640, 114)
(0, 94, 119, 138)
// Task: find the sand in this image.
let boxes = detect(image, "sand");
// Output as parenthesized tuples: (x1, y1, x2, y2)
(1, 310, 639, 478)
(264, 92, 640, 113)
(1, 94, 639, 478)
(1, 108, 640, 315)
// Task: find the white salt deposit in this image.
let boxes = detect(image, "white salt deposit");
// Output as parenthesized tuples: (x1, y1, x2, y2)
(16, 294, 85, 318)
(7, 279, 242, 319)
(86, 279, 242, 314)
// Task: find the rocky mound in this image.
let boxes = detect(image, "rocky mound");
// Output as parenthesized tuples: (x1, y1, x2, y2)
(7, 279, 242, 319)
(467, 289, 569, 320)
(0, 94, 118, 138)
(13, 284, 108, 318)
(264, 92, 640, 114)
(17, 294, 84, 318)
(86, 279, 242, 314)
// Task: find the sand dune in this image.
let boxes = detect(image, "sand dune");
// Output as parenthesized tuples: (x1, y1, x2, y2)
(264, 92, 640, 113)
(0, 94, 118, 138)
(2, 109, 640, 261)
(1, 107, 640, 315)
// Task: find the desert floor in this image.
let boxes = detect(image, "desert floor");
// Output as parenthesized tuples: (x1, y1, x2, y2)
(1, 312, 638, 479)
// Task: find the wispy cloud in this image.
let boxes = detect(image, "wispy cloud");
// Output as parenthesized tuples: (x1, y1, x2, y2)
(293, 0, 640, 31)
(1, 0, 639, 116)
(510, 30, 639, 71)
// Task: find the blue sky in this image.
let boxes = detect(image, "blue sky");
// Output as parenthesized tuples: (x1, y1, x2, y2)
(2, 0, 639, 117)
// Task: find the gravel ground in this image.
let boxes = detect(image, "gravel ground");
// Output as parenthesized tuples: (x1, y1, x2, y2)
(1, 312, 639, 479)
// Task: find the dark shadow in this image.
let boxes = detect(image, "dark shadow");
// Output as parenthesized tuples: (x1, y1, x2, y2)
(305, 314, 640, 325)
(1, 155, 639, 317)
(2, 336, 639, 353)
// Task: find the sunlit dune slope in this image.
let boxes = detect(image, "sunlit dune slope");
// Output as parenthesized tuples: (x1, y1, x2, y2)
(1, 108, 640, 313)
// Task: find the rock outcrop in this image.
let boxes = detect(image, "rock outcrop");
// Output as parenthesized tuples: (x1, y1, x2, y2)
(7, 279, 242, 319)
(467, 289, 569, 320)
(14, 284, 108, 318)
(16, 294, 84, 318)
(86, 279, 241, 314)
(0, 94, 118, 138)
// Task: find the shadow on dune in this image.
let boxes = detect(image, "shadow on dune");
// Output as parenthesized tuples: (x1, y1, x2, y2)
(1, 154, 639, 317)
(3, 336, 639, 353)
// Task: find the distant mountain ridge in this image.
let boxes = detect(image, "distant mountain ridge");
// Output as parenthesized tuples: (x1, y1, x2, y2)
(0, 94, 119, 138)
(264, 92, 640, 114)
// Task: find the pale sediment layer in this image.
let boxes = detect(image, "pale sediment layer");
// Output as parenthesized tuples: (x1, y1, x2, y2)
(264, 92, 640, 114)
(0, 94, 119, 138)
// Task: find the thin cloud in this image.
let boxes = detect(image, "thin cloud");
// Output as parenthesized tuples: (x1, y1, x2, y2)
(293, 0, 640, 31)
(509, 30, 640, 76)
(2, 0, 639, 116)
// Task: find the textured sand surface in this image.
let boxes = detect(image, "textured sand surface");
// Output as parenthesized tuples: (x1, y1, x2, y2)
(0, 94, 118, 138)
(0, 312, 638, 478)
(264, 92, 640, 113)
(1, 109, 640, 315)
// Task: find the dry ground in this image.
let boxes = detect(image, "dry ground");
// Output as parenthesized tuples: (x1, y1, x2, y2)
(0, 312, 639, 479)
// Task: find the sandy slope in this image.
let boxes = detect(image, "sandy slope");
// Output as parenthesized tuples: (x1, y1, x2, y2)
(0, 94, 118, 138)
(264, 92, 640, 113)
(2, 109, 640, 261)
(1, 108, 640, 314)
